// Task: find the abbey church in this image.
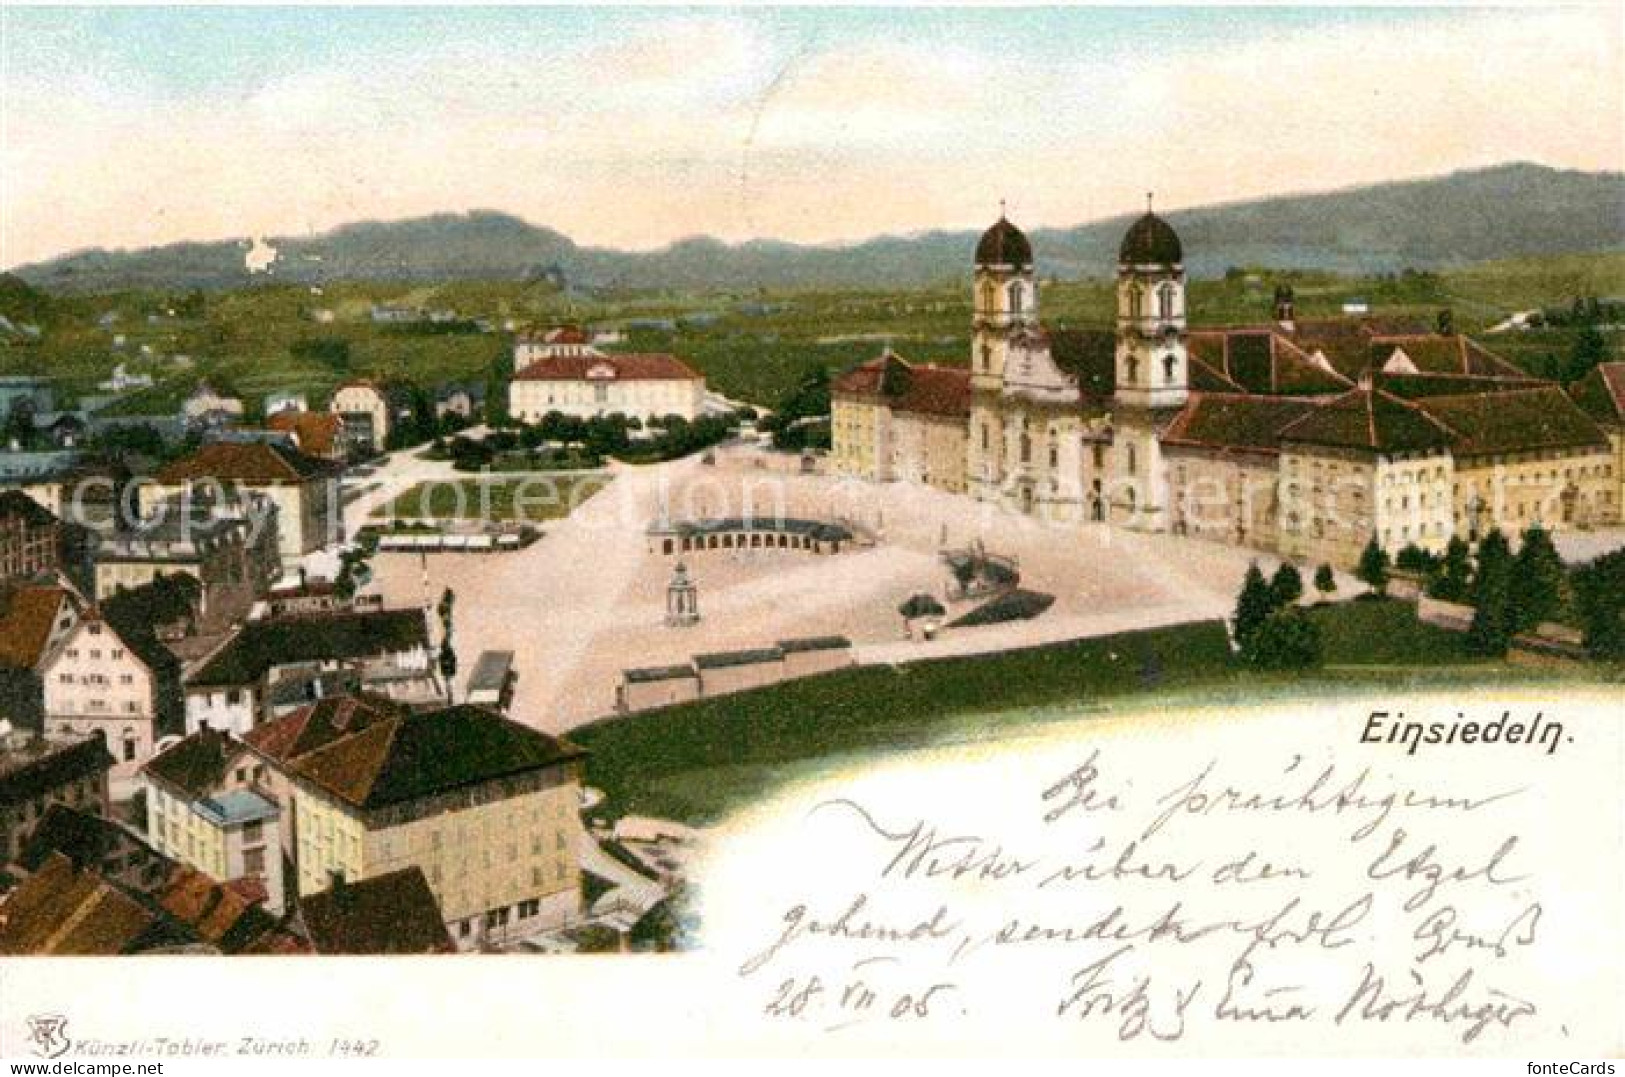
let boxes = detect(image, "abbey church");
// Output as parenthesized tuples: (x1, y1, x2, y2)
(831, 209, 1624, 568)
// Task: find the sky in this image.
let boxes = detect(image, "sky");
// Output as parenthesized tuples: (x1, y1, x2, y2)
(2, 5, 1621, 269)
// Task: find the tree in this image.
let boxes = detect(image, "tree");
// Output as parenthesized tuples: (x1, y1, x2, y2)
(1313, 564, 1336, 602)
(437, 587, 457, 684)
(1243, 608, 1324, 670)
(1268, 563, 1304, 608)
(1508, 523, 1567, 634)
(1429, 536, 1473, 602)
(1467, 528, 1515, 656)
(1566, 323, 1607, 384)
(1233, 562, 1275, 648)
(1355, 538, 1390, 597)
(1572, 549, 1625, 659)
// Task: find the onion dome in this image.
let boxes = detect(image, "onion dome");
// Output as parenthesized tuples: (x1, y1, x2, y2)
(1118, 209, 1183, 266)
(975, 216, 1033, 268)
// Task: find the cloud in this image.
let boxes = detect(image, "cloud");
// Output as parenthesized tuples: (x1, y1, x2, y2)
(1, 8, 1620, 267)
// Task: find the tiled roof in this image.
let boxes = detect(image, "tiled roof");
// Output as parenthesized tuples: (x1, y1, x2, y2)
(154, 440, 341, 485)
(1369, 335, 1528, 379)
(141, 728, 241, 800)
(0, 732, 112, 808)
(18, 804, 168, 881)
(1186, 329, 1351, 396)
(0, 584, 73, 669)
(0, 853, 158, 955)
(1278, 386, 1454, 453)
(1415, 386, 1609, 457)
(776, 636, 853, 653)
(280, 703, 584, 811)
(300, 867, 455, 954)
(832, 352, 971, 418)
(1048, 329, 1118, 400)
(266, 411, 344, 457)
(623, 664, 697, 684)
(511, 353, 701, 382)
(694, 648, 783, 669)
(243, 693, 406, 763)
(1376, 372, 1546, 399)
(0, 489, 58, 526)
(1569, 362, 1625, 425)
(1161, 393, 1321, 455)
(187, 609, 430, 688)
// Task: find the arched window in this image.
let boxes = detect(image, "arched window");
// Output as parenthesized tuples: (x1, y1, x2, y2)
(1048, 430, 1059, 469)
(1126, 355, 1139, 384)
(1163, 354, 1177, 383)
(1126, 444, 1137, 473)
(1157, 282, 1177, 320)
(980, 342, 991, 372)
(1128, 285, 1144, 320)
(979, 281, 996, 314)
(1009, 283, 1024, 316)
(1019, 422, 1032, 464)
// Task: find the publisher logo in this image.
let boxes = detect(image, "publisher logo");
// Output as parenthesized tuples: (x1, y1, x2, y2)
(25, 1013, 72, 1059)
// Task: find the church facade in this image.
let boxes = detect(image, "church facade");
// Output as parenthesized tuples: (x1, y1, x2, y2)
(832, 210, 1621, 568)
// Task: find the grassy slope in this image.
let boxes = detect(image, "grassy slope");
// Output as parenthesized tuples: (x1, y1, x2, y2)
(570, 599, 1582, 826)
(3, 252, 1621, 410)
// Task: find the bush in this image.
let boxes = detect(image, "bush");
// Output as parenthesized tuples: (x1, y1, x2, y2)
(1269, 563, 1304, 608)
(1428, 536, 1472, 602)
(1313, 563, 1336, 600)
(1232, 563, 1274, 648)
(1243, 609, 1324, 670)
(1571, 548, 1625, 659)
(1356, 538, 1391, 597)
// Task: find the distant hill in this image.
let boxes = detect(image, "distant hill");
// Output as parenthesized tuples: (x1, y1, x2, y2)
(13, 163, 1624, 294)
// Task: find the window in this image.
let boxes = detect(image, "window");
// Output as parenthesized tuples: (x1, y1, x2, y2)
(1157, 283, 1177, 320)
(519, 899, 540, 918)
(1163, 355, 1176, 383)
(226, 689, 242, 706)
(1009, 283, 1024, 316)
(120, 674, 133, 686)
(1128, 285, 1144, 320)
(243, 847, 266, 875)
(243, 820, 263, 843)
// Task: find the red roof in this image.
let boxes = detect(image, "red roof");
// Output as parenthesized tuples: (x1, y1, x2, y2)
(154, 441, 341, 485)
(832, 352, 971, 418)
(512, 353, 701, 382)
(266, 411, 343, 457)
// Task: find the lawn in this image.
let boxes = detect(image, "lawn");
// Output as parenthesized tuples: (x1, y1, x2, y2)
(570, 599, 1597, 826)
(371, 473, 610, 522)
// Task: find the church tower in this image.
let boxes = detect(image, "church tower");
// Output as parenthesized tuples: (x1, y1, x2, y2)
(967, 212, 1036, 503)
(1114, 199, 1187, 412)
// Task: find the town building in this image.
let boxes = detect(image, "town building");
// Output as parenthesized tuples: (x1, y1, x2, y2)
(141, 729, 285, 913)
(512, 326, 600, 371)
(41, 610, 184, 799)
(0, 582, 83, 729)
(183, 608, 435, 736)
(510, 352, 706, 423)
(831, 351, 971, 493)
(1570, 361, 1625, 511)
(181, 384, 245, 421)
(263, 391, 309, 416)
(0, 727, 113, 866)
(266, 410, 347, 461)
(93, 492, 281, 615)
(328, 380, 413, 454)
(148, 441, 343, 560)
(830, 209, 1620, 567)
(434, 382, 486, 421)
(0, 491, 62, 581)
(242, 698, 587, 950)
(299, 867, 456, 954)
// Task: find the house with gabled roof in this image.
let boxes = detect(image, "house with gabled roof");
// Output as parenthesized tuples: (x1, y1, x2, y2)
(240, 697, 587, 950)
(146, 440, 343, 560)
(183, 608, 435, 737)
